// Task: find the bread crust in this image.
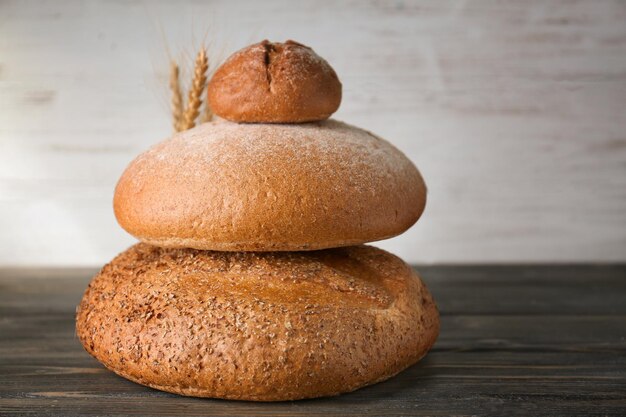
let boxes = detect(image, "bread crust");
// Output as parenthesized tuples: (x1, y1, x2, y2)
(76, 243, 439, 401)
(208, 40, 342, 123)
(113, 119, 427, 251)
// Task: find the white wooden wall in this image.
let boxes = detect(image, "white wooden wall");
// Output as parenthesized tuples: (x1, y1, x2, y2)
(1, 0, 626, 266)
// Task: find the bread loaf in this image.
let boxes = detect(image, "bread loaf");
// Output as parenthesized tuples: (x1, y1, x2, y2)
(76, 243, 439, 401)
(208, 40, 342, 123)
(114, 119, 427, 251)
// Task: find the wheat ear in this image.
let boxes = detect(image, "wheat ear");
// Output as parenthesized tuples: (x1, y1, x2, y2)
(169, 61, 184, 132)
(181, 48, 208, 130)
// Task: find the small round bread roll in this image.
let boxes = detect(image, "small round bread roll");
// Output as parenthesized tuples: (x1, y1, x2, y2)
(113, 119, 427, 252)
(76, 243, 439, 401)
(208, 40, 342, 123)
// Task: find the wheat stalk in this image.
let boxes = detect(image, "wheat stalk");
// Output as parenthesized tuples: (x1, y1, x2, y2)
(169, 61, 184, 132)
(180, 48, 209, 130)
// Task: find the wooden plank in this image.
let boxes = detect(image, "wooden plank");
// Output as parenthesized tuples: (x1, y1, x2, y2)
(2, 265, 625, 316)
(421, 264, 626, 315)
(3, 312, 625, 362)
(0, 349, 625, 416)
(1, 266, 625, 416)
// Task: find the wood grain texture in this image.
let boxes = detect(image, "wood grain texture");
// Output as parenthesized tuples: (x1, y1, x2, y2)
(1, 265, 625, 416)
(1, 0, 626, 265)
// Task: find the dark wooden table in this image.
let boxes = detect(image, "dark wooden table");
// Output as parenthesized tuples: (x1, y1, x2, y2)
(1, 265, 625, 416)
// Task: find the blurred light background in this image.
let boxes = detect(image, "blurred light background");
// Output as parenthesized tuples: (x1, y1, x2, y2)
(1, 0, 625, 266)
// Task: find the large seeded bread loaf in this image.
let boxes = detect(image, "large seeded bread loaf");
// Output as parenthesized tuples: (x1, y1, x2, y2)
(76, 243, 439, 401)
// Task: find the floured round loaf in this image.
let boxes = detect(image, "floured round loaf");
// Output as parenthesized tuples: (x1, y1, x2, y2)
(113, 119, 427, 251)
(208, 40, 341, 123)
(76, 243, 439, 401)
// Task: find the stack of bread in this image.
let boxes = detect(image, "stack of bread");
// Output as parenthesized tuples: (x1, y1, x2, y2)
(76, 40, 439, 401)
